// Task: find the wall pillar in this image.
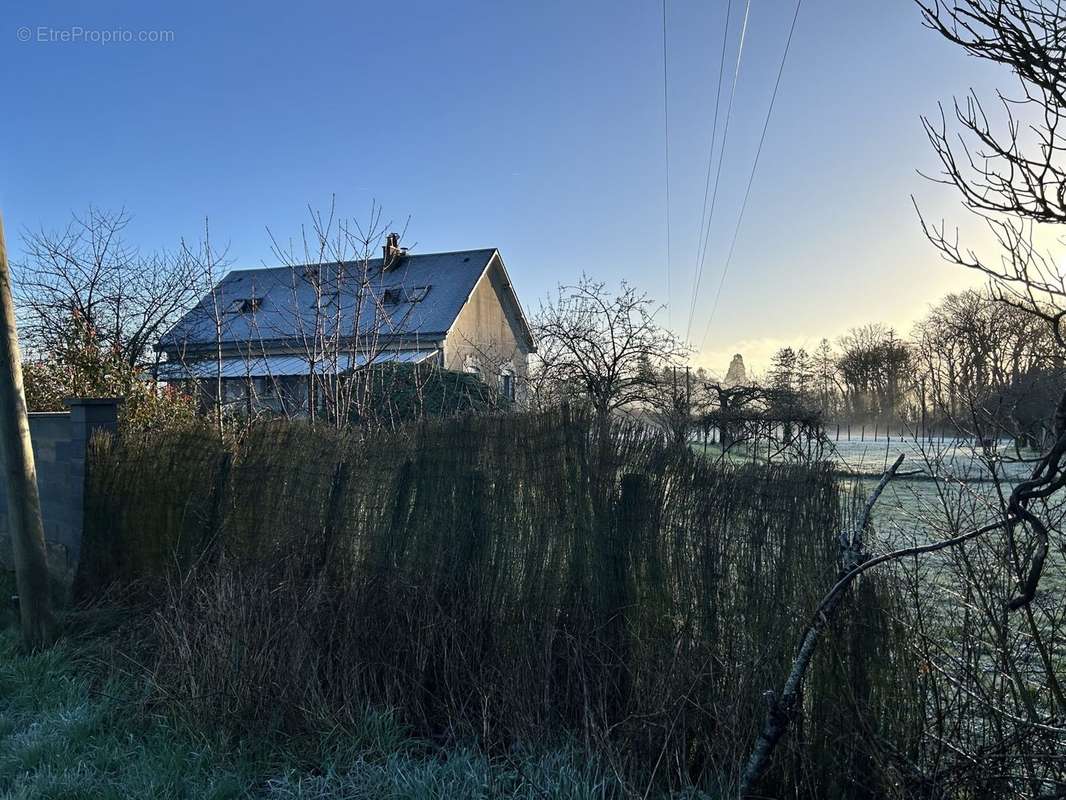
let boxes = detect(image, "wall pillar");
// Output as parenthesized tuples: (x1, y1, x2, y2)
(60, 398, 120, 564)
(66, 397, 121, 439)
(1, 398, 120, 578)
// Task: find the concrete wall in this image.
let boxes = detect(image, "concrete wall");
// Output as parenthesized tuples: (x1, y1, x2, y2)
(0, 399, 119, 576)
(443, 256, 531, 388)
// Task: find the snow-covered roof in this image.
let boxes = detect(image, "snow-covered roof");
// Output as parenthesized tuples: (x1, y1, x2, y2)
(158, 248, 531, 355)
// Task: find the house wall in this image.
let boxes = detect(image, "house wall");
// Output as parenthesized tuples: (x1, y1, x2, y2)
(442, 257, 531, 390)
(0, 399, 120, 578)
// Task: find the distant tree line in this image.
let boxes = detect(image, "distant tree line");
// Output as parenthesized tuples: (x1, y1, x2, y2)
(528, 277, 1064, 448)
(758, 287, 1063, 443)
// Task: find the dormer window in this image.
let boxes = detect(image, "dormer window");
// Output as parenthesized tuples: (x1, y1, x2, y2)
(228, 298, 262, 314)
(382, 286, 431, 305)
(406, 285, 431, 302)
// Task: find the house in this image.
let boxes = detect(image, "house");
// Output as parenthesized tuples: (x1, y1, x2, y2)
(156, 236, 535, 414)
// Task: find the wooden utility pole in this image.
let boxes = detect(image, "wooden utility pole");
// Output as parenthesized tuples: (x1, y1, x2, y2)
(0, 212, 54, 647)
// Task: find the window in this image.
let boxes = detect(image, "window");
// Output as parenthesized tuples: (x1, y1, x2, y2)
(223, 378, 246, 403)
(463, 354, 481, 379)
(278, 375, 307, 411)
(253, 376, 277, 397)
(500, 372, 515, 402)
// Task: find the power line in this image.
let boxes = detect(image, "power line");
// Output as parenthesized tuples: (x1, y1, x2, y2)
(690, 0, 733, 331)
(684, 0, 751, 344)
(687, 0, 750, 343)
(662, 0, 673, 329)
(699, 0, 804, 354)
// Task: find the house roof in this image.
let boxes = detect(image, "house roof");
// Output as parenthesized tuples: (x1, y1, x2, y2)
(158, 248, 532, 354)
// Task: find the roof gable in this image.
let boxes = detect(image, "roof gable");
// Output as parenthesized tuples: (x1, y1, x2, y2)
(444, 251, 536, 353)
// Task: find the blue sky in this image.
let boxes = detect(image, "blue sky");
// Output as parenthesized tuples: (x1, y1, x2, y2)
(2, 0, 1009, 372)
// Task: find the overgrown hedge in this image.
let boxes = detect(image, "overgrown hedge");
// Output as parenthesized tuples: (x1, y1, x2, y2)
(75, 409, 920, 797)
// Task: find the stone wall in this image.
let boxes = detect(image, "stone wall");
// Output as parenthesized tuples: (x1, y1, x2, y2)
(0, 398, 119, 576)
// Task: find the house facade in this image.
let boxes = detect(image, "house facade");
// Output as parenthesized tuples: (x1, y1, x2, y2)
(156, 238, 535, 414)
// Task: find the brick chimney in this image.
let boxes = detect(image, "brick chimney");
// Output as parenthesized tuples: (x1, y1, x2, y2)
(382, 232, 405, 269)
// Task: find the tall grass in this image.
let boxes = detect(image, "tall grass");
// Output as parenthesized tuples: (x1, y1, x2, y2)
(76, 408, 920, 796)
(0, 627, 626, 799)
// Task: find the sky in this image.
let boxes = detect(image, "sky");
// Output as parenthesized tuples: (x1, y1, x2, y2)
(1, 0, 1017, 375)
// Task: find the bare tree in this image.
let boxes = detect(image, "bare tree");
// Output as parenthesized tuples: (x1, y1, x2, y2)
(532, 276, 688, 420)
(915, 1, 1066, 334)
(914, 0, 1066, 614)
(697, 380, 822, 464)
(835, 324, 912, 421)
(645, 364, 702, 447)
(701, 381, 770, 454)
(911, 287, 1058, 435)
(16, 207, 205, 370)
(266, 200, 432, 428)
(812, 338, 841, 418)
(177, 221, 232, 435)
(738, 4, 1066, 795)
